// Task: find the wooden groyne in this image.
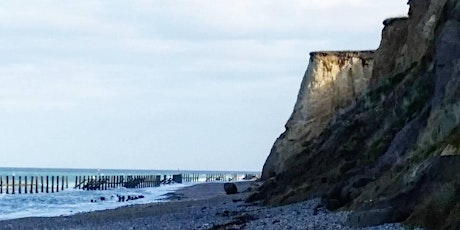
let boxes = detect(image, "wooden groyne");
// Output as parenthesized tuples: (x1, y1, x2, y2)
(0, 172, 260, 194)
(75, 173, 198, 190)
(75, 175, 164, 190)
(0, 175, 69, 194)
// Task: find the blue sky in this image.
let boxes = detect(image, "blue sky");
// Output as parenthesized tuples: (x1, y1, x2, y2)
(0, 0, 408, 171)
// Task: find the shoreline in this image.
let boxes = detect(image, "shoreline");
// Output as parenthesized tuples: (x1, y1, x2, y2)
(0, 181, 406, 229)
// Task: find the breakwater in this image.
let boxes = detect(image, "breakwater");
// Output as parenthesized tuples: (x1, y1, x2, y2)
(0, 172, 260, 195)
(0, 175, 69, 194)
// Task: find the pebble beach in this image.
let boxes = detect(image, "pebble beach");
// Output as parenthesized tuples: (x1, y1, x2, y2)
(0, 181, 407, 230)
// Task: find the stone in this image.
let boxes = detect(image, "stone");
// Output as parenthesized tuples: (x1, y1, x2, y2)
(346, 208, 409, 228)
(224, 183, 238, 195)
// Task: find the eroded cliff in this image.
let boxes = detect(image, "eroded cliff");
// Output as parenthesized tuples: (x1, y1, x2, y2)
(263, 51, 374, 179)
(253, 0, 460, 229)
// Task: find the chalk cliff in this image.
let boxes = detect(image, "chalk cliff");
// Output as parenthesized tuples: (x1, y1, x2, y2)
(253, 0, 460, 228)
(263, 51, 374, 179)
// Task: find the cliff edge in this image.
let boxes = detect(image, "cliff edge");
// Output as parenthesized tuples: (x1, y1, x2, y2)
(253, 0, 460, 229)
(263, 51, 374, 179)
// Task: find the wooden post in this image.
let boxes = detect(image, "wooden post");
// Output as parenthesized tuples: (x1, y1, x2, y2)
(12, 176, 15, 194)
(6, 176, 9, 194)
(25, 176, 28, 194)
(36, 176, 38, 193)
(62, 176, 65, 191)
(18, 176, 21, 194)
(51, 176, 55, 193)
(46, 176, 49, 193)
(41, 176, 44, 193)
(56, 176, 59, 192)
(30, 176, 34, 194)
(0, 176, 2, 194)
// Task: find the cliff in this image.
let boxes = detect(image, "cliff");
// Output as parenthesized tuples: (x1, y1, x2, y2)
(252, 0, 460, 229)
(263, 51, 374, 179)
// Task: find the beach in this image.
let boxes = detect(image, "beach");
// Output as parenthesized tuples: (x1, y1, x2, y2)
(0, 181, 405, 230)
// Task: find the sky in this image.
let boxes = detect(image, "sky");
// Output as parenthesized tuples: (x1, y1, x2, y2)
(0, 0, 408, 171)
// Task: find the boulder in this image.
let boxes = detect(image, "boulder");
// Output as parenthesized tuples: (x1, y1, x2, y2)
(224, 183, 238, 195)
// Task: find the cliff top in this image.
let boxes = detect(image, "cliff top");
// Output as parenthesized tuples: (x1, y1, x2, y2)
(310, 50, 375, 59)
(383, 17, 409, 26)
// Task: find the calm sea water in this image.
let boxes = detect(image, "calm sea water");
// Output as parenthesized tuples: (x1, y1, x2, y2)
(0, 167, 259, 221)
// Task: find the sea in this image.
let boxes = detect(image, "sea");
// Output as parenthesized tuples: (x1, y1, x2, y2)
(0, 167, 259, 221)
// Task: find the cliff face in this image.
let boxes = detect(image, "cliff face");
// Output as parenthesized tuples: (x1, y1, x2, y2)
(254, 0, 460, 228)
(263, 51, 374, 179)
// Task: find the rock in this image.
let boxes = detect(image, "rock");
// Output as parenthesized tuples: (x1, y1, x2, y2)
(262, 51, 374, 179)
(346, 208, 409, 228)
(224, 183, 238, 195)
(352, 177, 374, 188)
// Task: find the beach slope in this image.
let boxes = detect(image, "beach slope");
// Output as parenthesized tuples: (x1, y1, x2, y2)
(0, 181, 404, 230)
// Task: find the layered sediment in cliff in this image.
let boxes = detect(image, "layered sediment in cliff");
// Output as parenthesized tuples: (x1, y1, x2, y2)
(254, 0, 460, 228)
(262, 51, 374, 179)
